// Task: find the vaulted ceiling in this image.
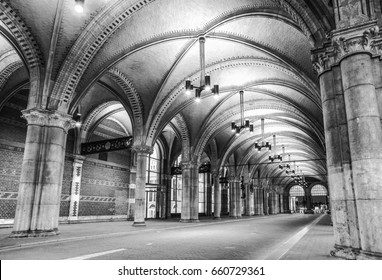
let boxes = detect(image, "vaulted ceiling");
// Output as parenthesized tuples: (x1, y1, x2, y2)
(0, 0, 335, 188)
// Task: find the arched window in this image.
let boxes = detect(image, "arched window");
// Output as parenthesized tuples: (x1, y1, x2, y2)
(146, 143, 160, 185)
(311, 184, 328, 196)
(289, 185, 305, 196)
(145, 142, 161, 218)
(171, 154, 182, 214)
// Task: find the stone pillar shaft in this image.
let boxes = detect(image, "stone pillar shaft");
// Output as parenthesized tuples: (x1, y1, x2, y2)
(11, 109, 75, 237)
(180, 161, 199, 222)
(257, 188, 264, 215)
(213, 173, 221, 219)
(341, 53, 382, 256)
(263, 190, 269, 215)
(229, 180, 237, 217)
(133, 149, 150, 226)
(320, 68, 360, 252)
(245, 184, 254, 216)
(235, 181, 242, 217)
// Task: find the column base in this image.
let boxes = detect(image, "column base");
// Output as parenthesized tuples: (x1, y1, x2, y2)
(179, 219, 200, 223)
(9, 229, 60, 238)
(357, 250, 382, 260)
(132, 221, 146, 227)
(213, 217, 221, 220)
(330, 245, 359, 260)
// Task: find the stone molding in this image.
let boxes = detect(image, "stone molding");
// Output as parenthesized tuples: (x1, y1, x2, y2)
(180, 160, 199, 170)
(21, 108, 76, 133)
(132, 144, 153, 155)
(312, 21, 381, 76)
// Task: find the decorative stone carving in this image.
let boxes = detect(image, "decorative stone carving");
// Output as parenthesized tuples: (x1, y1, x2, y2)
(181, 159, 199, 170)
(132, 144, 153, 155)
(312, 21, 381, 75)
(21, 108, 76, 133)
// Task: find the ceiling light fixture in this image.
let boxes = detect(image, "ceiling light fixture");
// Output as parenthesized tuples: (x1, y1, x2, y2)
(74, 0, 84, 13)
(279, 154, 308, 187)
(185, 37, 219, 101)
(231, 90, 254, 135)
(269, 136, 282, 162)
(254, 118, 271, 151)
(75, 114, 81, 128)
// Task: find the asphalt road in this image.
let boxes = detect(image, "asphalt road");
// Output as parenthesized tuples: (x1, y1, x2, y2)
(0, 214, 327, 260)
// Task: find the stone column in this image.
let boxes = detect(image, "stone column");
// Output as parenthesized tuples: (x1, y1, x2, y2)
(132, 145, 152, 226)
(190, 163, 199, 221)
(319, 68, 360, 253)
(229, 177, 237, 217)
(221, 186, 229, 215)
(279, 193, 284, 213)
(275, 193, 280, 214)
(263, 190, 269, 215)
(206, 173, 212, 216)
(258, 188, 264, 215)
(68, 155, 86, 222)
(235, 179, 242, 217)
(312, 20, 382, 259)
(165, 174, 172, 219)
(283, 194, 289, 213)
(180, 160, 199, 222)
(11, 109, 75, 237)
(245, 183, 254, 216)
(341, 52, 382, 258)
(161, 159, 172, 219)
(268, 192, 274, 214)
(213, 172, 221, 219)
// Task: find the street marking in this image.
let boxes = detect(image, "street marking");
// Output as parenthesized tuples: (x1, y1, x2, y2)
(65, 249, 126, 260)
(261, 214, 325, 260)
(146, 243, 153, 246)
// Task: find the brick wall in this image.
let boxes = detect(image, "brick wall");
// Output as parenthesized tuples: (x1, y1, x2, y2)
(0, 143, 24, 219)
(0, 90, 133, 222)
(78, 158, 130, 217)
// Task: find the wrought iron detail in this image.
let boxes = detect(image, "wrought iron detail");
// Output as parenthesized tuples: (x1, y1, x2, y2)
(81, 137, 133, 155)
(170, 162, 211, 175)
(171, 166, 182, 175)
(199, 163, 211, 173)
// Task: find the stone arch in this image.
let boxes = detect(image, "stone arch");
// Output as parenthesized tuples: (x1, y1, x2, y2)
(147, 56, 321, 149)
(0, 0, 44, 110)
(0, 1, 43, 70)
(195, 100, 323, 162)
(105, 68, 144, 133)
(81, 101, 124, 142)
(0, 57, 23, 90)
(173, 113, 191, 162)
(49, 0, 156, 111)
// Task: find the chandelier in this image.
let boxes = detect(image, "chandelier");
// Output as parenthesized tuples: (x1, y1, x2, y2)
(231, 90, 254, 135)
(279, 154, 308, 187)
(185, 37, 219, 101)
(269, 135, 282, 162)
(254, 118, 271, 151)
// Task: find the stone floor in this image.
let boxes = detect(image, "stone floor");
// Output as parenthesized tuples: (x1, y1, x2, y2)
(0, 213, 338, 260)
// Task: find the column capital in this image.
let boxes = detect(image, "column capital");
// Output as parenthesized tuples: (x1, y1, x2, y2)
(132, 144, 153, 154)
(21, 108, 76, 133)
(312, 21, 381, 76)
(181, 159, 199, 169)
(71, 154, 86, 164)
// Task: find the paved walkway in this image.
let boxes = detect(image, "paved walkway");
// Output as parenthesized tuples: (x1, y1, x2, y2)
(0, 213, 337, 260)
